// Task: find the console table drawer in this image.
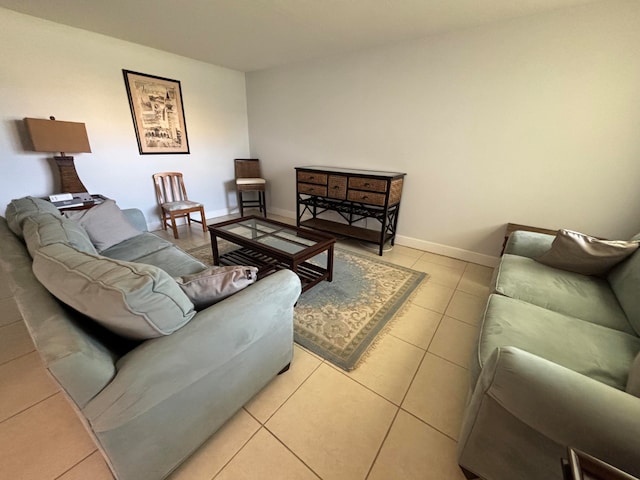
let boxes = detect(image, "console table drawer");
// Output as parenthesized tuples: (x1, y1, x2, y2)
(348, 177, 387, 193)
(347, 190, 385, 206)
(328, 175, 347, 199)
(297, 171, 327, 185)
(298, 182, 328, 196)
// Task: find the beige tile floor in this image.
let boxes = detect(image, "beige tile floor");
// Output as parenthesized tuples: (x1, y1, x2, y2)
(0, 213, 493, 480)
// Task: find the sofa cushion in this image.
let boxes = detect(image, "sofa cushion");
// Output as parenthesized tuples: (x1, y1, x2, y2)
(100, 232, 172, 262)
(132, 247, 207, 278)
(64, 199, 141, 252)
(32, 243, 195, 339)
(536, 229, 639, 276)
(175, 266, 258, 310)
(5, 196, 61, 238)
(473, 294, 640, 390)
(627, 352, 640, 397)
(495, 254, 634, 334)
(22, 213, 97, 257)
(608, 250, 640, 336)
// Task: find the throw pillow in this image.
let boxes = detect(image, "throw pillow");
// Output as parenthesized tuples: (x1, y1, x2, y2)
(64, 199, 141, 252)
(175, 265, 259, 310)
(536, 229, 639, 276)
(627, 352, 640, 398)
(33, 243, 196, 339)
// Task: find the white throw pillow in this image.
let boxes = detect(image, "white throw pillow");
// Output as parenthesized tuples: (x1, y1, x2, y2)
(175, 265, 258, 310)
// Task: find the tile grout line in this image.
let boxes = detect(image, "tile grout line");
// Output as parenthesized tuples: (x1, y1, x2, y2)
(400, 406, 463, 443)
(0, 345, 37, 368)
(0, 390, 60, 426)
(52, 449, 99, 480)
(364, 406, 402, 480)
(244, 358, 323, 426)
(323, 336, 426, 408)
(210, 426, 263, 480)
(261, 425, 323, 480)
(427, 350, 472, 371)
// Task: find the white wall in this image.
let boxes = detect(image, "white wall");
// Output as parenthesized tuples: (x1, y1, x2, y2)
(0, 8, 249, 228)
(246, 0, 640, 264)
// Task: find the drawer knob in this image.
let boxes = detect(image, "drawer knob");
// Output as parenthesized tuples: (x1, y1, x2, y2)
(362, 195, 369, 199)
(364, 182, 370, 187)
(309, 176, 314, 180)
(333, 185, 339, 189)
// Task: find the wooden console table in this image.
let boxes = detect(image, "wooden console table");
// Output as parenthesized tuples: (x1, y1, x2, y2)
(295, 166, 405, 256)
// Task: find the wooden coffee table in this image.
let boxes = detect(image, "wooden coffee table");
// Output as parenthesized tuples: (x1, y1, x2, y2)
(208, 216, 336, 293)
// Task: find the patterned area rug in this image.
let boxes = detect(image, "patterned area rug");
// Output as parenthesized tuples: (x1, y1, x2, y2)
(186, 243, 427, 371)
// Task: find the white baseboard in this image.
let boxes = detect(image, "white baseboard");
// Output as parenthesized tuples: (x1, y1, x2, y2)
(148, 205, 500, 268)
(269, 208, 500, 267)
(394, 235, 499, 267)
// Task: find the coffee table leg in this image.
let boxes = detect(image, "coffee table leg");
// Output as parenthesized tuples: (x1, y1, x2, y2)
(211, 234, 220, 266)
(327, 244, 334, 282)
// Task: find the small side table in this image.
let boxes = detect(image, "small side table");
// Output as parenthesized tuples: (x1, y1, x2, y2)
(562, 448, 639, 480)
(502, 222, 557, 255)
(55, 194, 107, 212)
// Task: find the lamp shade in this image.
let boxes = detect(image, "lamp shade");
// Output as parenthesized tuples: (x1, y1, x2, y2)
(25, 117, 91, 154)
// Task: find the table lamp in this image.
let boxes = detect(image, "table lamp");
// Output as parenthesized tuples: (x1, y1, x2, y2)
(24, 116, 92, 194)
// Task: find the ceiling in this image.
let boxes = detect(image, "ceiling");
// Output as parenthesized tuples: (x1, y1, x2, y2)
(0, 0, 598, 72)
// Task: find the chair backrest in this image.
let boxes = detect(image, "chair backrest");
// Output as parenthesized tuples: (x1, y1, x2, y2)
(234, 159, 262, 179)
(153, 172, 189, 204)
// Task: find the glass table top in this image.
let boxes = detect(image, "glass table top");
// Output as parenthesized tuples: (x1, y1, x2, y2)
(217, 218, 325, 254)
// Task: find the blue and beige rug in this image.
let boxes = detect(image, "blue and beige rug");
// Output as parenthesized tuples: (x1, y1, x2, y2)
(187, 244, 427, 371)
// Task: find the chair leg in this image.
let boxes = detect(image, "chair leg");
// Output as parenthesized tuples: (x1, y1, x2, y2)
(261, 191, 267, 218)
(160, 210, 167, 230)
(169, 212, 179, 239)
(200, 207, 207, 232)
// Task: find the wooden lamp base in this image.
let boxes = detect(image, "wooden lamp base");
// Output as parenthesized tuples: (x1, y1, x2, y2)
(54, 155, 88, 193)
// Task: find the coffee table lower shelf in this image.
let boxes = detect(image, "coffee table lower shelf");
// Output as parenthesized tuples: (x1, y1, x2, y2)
(218, 247, 329, 292)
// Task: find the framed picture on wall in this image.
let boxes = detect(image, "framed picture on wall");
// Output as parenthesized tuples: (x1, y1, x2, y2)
(122, 69, 190, 154)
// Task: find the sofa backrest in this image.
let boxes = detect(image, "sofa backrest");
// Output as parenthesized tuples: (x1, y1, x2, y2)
(0, 216, 123, 408)
(608, 249, 640, 337)
(22, 213, 98, 257)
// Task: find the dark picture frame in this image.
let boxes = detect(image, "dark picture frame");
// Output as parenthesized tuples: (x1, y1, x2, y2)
(122, 69, 190, 154)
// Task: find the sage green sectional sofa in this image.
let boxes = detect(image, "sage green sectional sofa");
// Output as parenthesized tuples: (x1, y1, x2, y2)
(0, 196, 302, 480)
(458, 230, 640, 480)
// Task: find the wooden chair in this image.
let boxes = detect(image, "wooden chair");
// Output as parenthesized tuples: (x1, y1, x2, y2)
(234, 159, 267, 217)
(152, 172, 207, 239)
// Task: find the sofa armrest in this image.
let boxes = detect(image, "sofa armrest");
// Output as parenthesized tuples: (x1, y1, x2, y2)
(458, 347, 640, 480)
(504, 230, 555, 258)
(121, 208, 148, 232)
(82, 269, 301, 479)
